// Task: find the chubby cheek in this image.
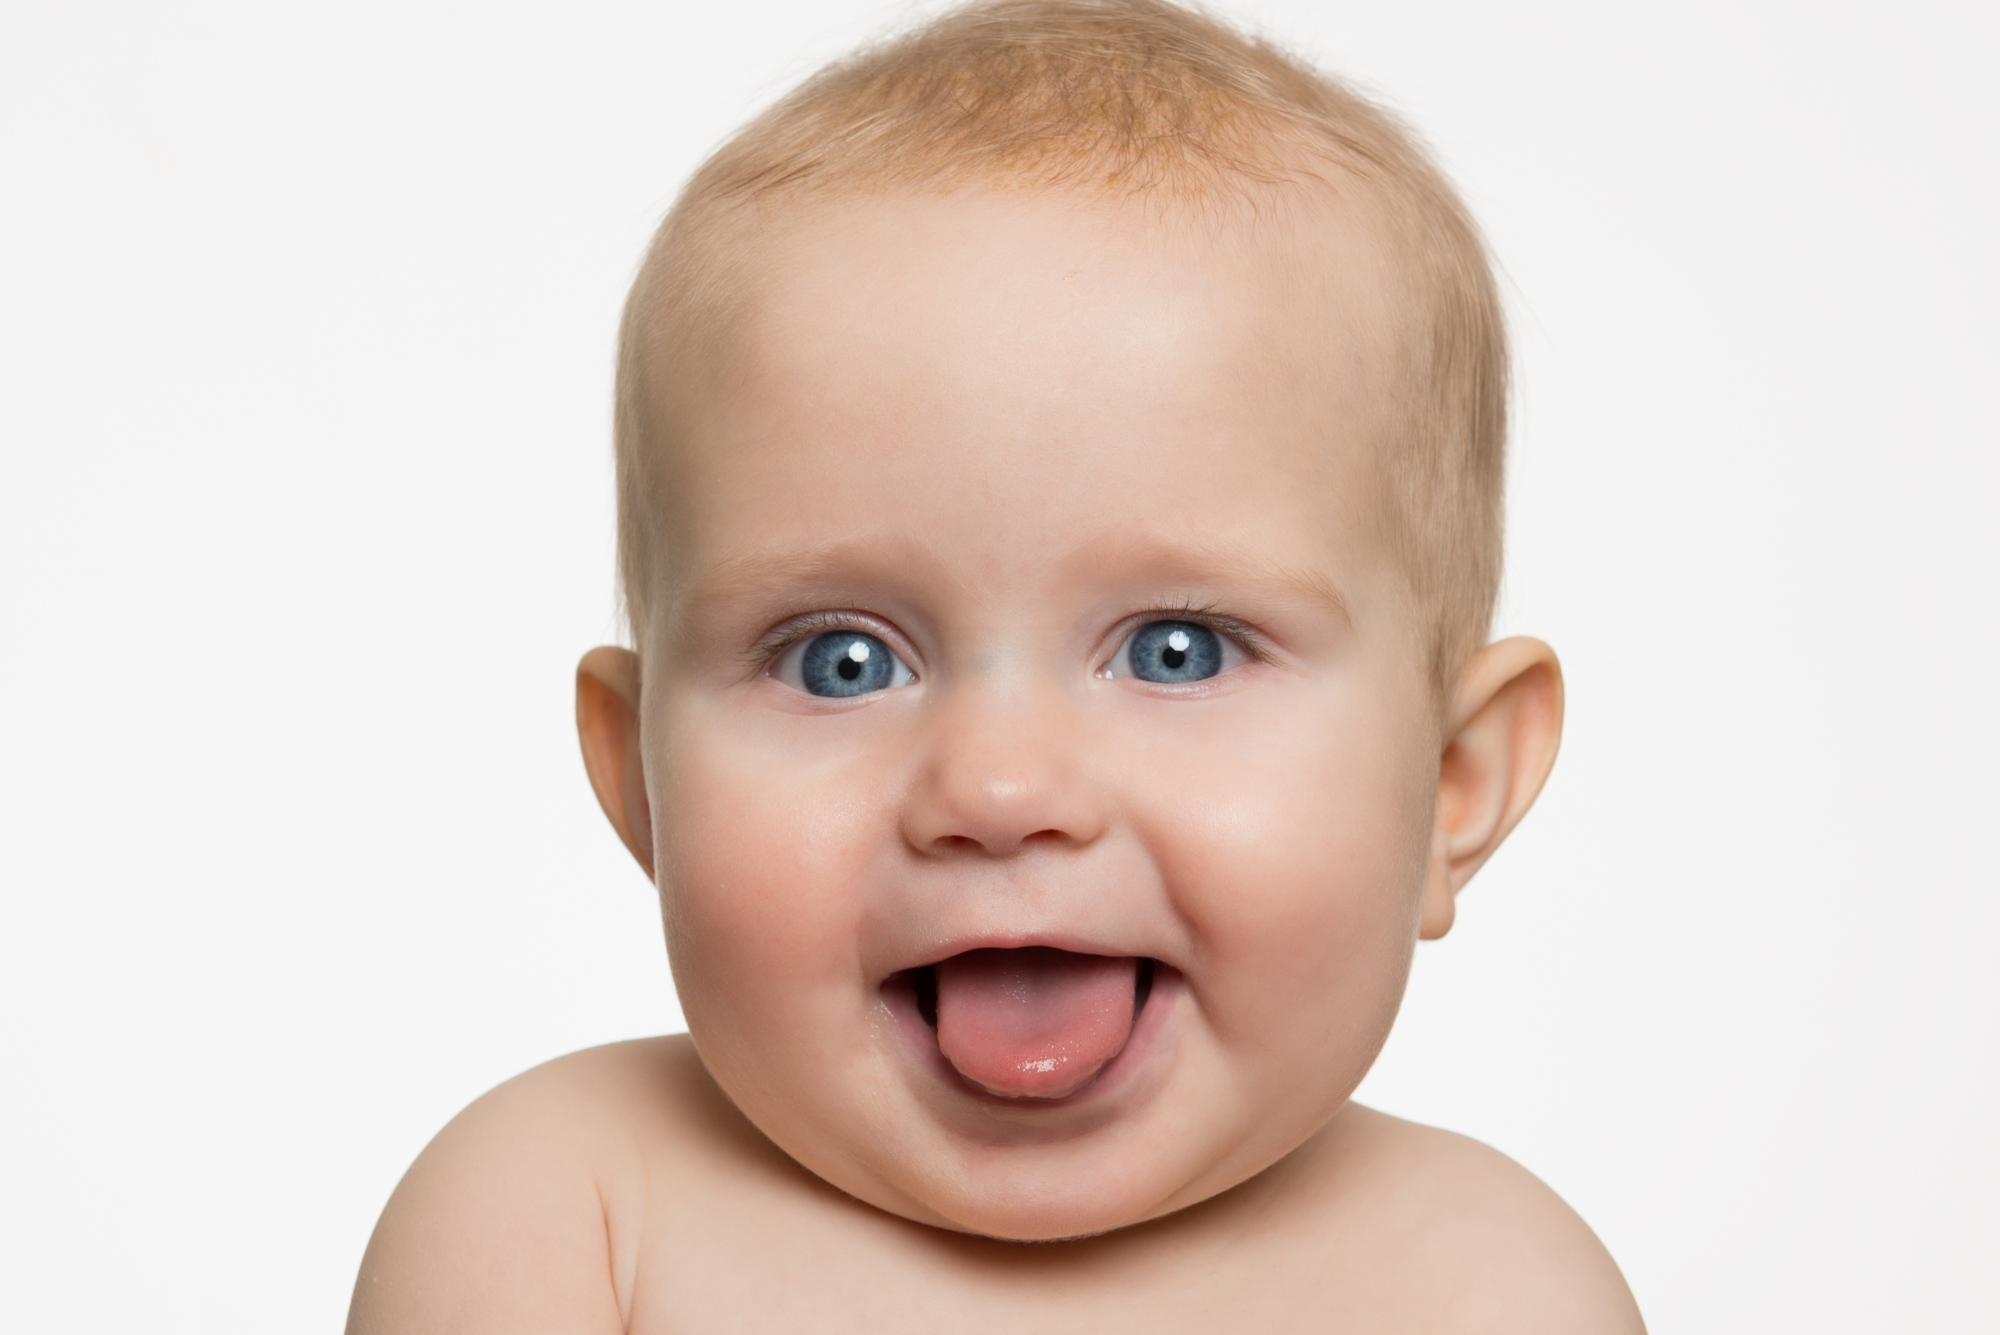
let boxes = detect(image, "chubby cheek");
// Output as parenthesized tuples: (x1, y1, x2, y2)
(644, 696, 889, 1083)
(1147, 686, 1434, 1092)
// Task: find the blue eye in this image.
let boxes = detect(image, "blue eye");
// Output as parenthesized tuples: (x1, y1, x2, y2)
(1118, 620, 1227, 684)
(788, 630, 913, 698)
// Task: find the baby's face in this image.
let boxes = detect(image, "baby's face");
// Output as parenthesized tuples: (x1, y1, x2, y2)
(632, 188, 1441, 1239)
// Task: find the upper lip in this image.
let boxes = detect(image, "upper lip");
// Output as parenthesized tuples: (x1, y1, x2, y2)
(882, 931, 1155, 980)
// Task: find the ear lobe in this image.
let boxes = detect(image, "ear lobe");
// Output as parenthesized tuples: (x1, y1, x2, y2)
(1418, 826, 1458, 939)
(576, 646, 655, 880)
(1418, 637, 1564, 941)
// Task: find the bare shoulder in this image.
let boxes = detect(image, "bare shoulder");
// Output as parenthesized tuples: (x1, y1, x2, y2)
(1288, 1104, 1646, 1334)
(346, 1036, 718, 1335)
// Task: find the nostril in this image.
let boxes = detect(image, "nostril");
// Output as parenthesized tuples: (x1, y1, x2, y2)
(927, 829, 1068, 856)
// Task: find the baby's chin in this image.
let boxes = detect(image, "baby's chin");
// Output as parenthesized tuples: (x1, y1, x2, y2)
(852, 1100, 1310, 1242)
(837, 1127, 1228, 1242)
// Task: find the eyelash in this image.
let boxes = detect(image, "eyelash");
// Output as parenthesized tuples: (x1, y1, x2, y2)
(1118, 603, 1273, 668)
(746, 611, 906, 676)
(747, 604, 1273, 678)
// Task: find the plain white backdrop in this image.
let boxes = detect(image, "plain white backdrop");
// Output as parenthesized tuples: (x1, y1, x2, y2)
(2, 0, 1995, 1328)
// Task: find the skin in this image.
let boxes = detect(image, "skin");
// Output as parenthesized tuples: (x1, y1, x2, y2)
(348, 188, 1643, 1332)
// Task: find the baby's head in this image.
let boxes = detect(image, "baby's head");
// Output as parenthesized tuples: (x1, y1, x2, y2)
(577, 0, 1561, 1241)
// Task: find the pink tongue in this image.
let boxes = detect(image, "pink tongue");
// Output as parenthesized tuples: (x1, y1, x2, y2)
(934, 948, 1139, 1099)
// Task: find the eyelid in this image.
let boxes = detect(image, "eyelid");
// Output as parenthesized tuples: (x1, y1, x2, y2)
(1099, 608, 1273, 674)
(748, 610, 920, 678)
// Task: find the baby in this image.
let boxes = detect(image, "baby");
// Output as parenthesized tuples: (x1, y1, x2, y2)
(348, 1, 1644, 1329)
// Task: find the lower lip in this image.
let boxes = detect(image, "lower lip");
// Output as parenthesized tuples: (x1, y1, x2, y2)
(881, 961, 1183, 1109)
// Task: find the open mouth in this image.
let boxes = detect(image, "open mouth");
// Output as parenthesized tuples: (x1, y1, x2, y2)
(897, 948, 1158, 1101)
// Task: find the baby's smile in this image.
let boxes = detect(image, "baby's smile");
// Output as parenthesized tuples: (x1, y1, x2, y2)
(887, 948, 1160, 1101)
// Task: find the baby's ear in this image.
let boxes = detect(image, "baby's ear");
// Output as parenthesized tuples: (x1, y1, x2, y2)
(1419, 638, 1564, 939)
(576, 647, 655, 880)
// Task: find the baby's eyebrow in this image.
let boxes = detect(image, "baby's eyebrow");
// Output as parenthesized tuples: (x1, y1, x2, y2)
(666, 537, 1354, 628)
(1066, 538, 1355, 627)
(668, 540, 917, 621)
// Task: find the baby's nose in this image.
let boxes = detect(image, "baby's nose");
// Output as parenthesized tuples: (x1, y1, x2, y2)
(899, 684, 1108, 857)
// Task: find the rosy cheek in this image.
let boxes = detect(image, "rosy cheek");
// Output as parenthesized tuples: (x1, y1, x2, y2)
(1153, 715, 1428, 1044)
(652, 716, 884, 1025)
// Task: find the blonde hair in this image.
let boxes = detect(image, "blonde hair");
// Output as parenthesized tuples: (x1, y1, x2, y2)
(615, 0, 1507, 688)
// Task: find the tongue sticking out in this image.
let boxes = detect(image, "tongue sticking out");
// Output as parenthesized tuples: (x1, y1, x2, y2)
(933, 948, 1139, 1099)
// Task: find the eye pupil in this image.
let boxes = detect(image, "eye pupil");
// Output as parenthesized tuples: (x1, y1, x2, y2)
(838, 657, 861, 680)
(1128, 620, 1222, 684)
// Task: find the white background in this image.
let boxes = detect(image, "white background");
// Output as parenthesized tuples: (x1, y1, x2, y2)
(3, 0, 1995, 1328)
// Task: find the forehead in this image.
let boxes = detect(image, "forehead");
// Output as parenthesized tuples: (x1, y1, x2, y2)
(644, 187, 1405, 605)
